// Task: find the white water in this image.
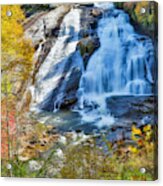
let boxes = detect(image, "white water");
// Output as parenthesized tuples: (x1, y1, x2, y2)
(31, 3, 154, 129)
(77, 3, 154, 127)
(31, 8, 82, 111)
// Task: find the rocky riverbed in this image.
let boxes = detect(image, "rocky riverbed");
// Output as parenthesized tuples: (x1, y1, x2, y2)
(30, 95, 157, 140)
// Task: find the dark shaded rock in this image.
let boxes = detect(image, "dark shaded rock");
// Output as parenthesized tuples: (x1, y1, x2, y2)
(32, 40, 53, 83)
(65, 67, 82, 93)
(60, 67, 82, 109)
(79, 6, 102, 36)
(29, 140, 38, 145)
(76, 129, 82, 133)
(28, 5, 104, 112)
(106, 96, 155, 115)
(78, 36, 100, 68)
(60, 96, 77, 109)
(106, 95, 157, 125)
(79, 29, 90, 38)
(39, 64, 82, 111)
(27, 5, 104, 113)
(89, 20, 98, 29)
(79, 3, 94, 8)
(77, 6, 102, 69)
(51, 27, 60, 37)
(22, 5, 52, 17)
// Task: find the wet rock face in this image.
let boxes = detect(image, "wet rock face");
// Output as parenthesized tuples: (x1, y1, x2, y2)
(24, 5, 71, 82)
(78, 36, 100, 68)
(59, 6, 103, 107)
(38, 66, 82, 112)
(25, 5, 104, 111)
(24, 5, 71, 46)
(77, 6, 102, 69)
(60, 67, 82, 109)
(106, 96, 157, 125)
(20, 6, 72, 112)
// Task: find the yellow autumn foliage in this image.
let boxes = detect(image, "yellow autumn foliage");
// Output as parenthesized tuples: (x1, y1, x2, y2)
(128, 146, 138, 153)
(134, 2, 155, 27)
(115, 1, 157, 36)
(1, 5, 35, 82)
(131, 123, 154, 153)
(131, 123, 154, 147)
(132, 125, 142, 135)
(143, 124, 151, 132)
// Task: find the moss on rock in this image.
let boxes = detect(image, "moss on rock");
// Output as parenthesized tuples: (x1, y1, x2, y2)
(78, 36, 100, 68)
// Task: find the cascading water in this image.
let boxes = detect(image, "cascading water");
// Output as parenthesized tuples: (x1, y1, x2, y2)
(77, 3, 154, 127)
(31, 8, 83, 112)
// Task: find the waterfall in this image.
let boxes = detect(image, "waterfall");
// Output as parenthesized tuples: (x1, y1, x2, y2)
(77, 3, 154, 127)
(31, 8, 82, 112)
(30, 3, 155, 128)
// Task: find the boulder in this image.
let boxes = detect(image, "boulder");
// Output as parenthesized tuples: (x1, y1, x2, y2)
(24, 5, 71, 46)
(91, 8, 103, 18)
(38, 66, 82, 111)
(78, 36, 100, 68)
(60, 67, 82, 109)
(106, 96, 157, 125)
(78, 6, 102, 69)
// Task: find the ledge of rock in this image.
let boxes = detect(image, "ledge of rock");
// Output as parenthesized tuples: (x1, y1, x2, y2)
(106, 96, 157, 125)
(78, 36, 100, 68)
(78, 6, 102, 69)
(90, 8, 103, 18)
